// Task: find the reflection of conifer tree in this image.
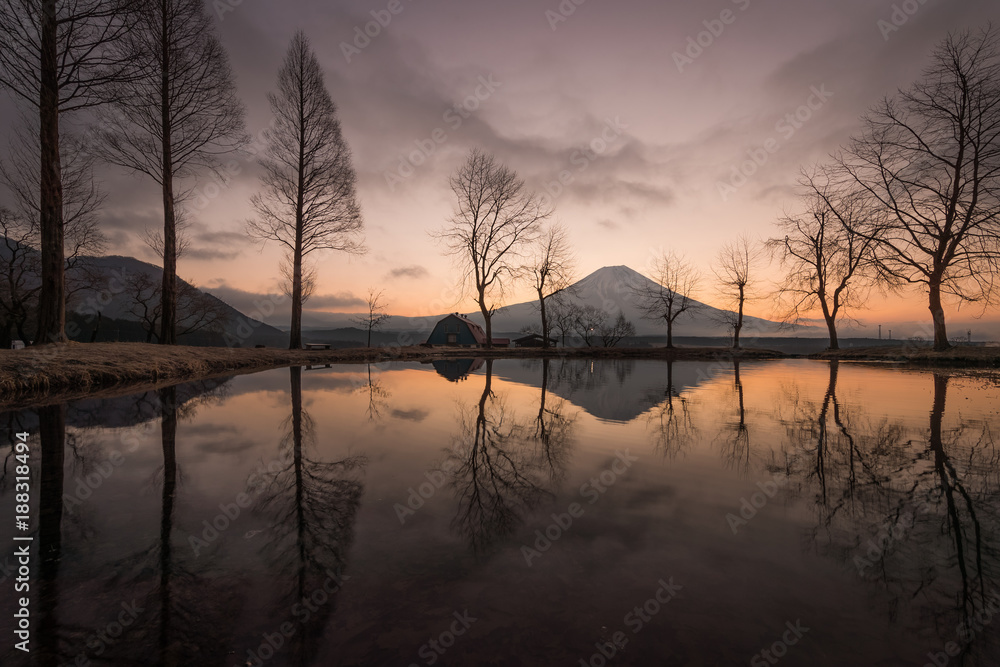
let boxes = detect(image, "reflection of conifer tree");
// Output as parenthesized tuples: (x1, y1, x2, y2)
(445, 359, 554, 554)
(37, 404, 65, 667)
(647, 360, 695, 459)
(248, 366, 366, 664)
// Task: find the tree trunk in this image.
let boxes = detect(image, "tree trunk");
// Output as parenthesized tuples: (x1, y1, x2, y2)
(158, 385, 177, 662)
(366, 324, 372, 348)
(665, 318, 674, 349)
(290, 246, 303, 349)
(289, 52, 307, 351)
(733, 285, 744, 350)
(479, 290, 492, 349)
(538, 288, 549, 349)
(928, 274, 949, 351)
(37, 403, 64, 665)
(35, 0, 65, 345)
(158, 0, 177, 345)
(825, 315, 839, 351)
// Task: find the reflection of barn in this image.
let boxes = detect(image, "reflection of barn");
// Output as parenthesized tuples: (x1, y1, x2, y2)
(431, 358, 485, 382)
(426, 314, 511, 347)
(514, 334, 557, 348)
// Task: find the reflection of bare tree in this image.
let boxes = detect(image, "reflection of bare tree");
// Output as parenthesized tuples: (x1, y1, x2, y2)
(445, 360, 556, 554)
(646, 360, 696, 459)
(356, 363, 389, 422)
(531, 358, 576, 483)
(248, 366, 366, 664)
(718, 361, 752, 477)
(781, 368, 1000, 661)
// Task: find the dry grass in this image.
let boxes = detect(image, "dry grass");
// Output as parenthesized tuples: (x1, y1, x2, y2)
(0, 342, 786, 409)
(812, 345, 1000, 366)
(6, 341, 994, 410)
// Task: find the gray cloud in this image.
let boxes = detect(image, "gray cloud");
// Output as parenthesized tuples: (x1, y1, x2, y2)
(387, 265, 429, 280)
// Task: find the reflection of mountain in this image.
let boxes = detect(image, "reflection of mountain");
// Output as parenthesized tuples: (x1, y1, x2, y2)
(0, 377, 231, 435)
(488, 358, 724, 422)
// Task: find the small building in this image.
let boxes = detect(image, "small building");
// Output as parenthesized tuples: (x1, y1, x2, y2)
(425, 314, 511, 347)
(513, 334, 557, 348)
(426, 314, 487, 347)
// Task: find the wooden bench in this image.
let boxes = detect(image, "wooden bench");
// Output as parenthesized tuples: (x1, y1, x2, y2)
(304, 343, 331, 350)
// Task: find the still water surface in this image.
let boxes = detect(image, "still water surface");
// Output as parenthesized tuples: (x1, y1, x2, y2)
(1, 358, 999, 666)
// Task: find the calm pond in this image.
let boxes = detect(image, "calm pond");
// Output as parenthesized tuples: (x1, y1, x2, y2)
(1, 359, 999, 666)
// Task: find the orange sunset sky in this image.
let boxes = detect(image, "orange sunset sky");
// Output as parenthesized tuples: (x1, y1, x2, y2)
(2, 0, 998, 336)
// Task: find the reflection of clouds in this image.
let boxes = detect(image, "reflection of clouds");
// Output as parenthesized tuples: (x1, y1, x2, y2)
(391, 408, 430, 423)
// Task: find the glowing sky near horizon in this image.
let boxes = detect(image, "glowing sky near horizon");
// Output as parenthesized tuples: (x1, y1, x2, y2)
(2, 0, 999, 335)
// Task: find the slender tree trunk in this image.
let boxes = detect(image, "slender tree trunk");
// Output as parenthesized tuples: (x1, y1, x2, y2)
(665, 318, 674, 349)
(479, 289, 492, 349)
(929, 273, 949, 351)
(820, 296, 838, 350)
(35, 0, 65, 345)
(158, 0, 177, 345)
(38, 403, 64, 667)
(733, 285, 744, 350)
(289, 54, 307, 350)
(158, 385, 177, 664)
(290, 243, 303, 349)
(538, 288, 549, 349)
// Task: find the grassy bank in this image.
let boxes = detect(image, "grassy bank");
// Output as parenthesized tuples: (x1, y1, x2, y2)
(0, 342, 783, 408)
(2, 342, 997, 409)
(811, 345, 1000, 366)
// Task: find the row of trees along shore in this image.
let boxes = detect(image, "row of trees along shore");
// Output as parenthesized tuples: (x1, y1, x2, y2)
(0, 0, 363, 349)
(437, 28, 1000, 352)
(0, 6, 997, 352)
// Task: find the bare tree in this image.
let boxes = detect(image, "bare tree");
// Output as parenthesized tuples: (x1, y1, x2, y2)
(248, 31, 365, 350)
(0, 123, 106, 344)
(633, 252, 699, 349)
(837, 28, 1000, 350)
(767, 180, 880, 350)
(713, 234, 761, 349)
(599, 311, 636, 348)
(124, 270, 230, 343)
(547, 293, 579, 347)
(528, 222, 574, 348)
(435, 148, 549, 348)
(572, 305, 606, 347)
(93, 0, 247, 345)
(350, 288, 390, 347)
(0, 0, 136, 344)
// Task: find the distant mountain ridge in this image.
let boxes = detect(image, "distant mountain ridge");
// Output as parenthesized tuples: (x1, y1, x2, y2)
(290, 265, 815, 339)
(0, 237, 287, 346)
